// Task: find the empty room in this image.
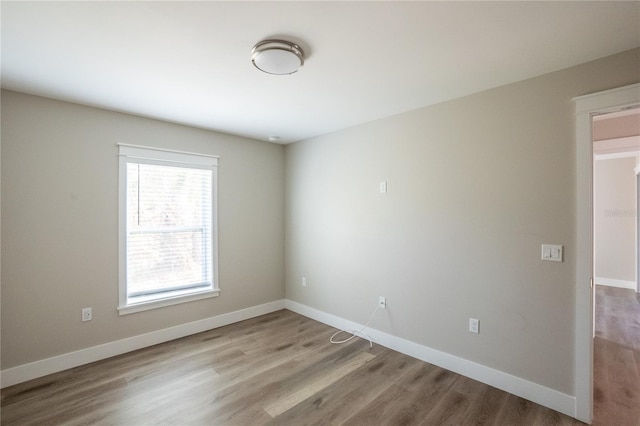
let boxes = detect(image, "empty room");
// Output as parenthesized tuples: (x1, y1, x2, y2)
(1, 1, 639, 425)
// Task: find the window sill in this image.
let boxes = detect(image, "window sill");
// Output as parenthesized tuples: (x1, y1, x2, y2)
(117, 289, 220, 315)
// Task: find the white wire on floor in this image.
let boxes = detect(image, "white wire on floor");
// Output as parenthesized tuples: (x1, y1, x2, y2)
(329, 304, 380, 349)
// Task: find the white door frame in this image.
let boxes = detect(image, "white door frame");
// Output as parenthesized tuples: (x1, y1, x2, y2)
(574, 83, 640, 423)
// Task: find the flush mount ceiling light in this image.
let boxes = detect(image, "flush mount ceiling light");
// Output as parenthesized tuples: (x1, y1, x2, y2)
(251, 39, 304, 75)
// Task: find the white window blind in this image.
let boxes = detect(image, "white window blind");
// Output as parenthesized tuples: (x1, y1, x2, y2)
(118, 144, 219, 314)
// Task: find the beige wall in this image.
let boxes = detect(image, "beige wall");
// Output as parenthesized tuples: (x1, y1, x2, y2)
(1, 91, 285, 369)
(285, 48, 640, 395)
(594, 157, 636, 283)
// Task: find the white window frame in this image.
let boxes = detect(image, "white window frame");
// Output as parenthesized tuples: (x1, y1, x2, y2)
(118, 143, 219, 315)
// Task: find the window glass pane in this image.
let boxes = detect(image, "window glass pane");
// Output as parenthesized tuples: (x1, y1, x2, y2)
(126, 162, 213, 300)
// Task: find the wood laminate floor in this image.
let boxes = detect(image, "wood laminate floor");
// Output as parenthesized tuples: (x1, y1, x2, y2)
(2, 310, 585, 425)
(593, 285, 640, 425)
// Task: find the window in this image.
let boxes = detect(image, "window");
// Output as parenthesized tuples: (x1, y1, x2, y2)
(118, 144, 219, 314)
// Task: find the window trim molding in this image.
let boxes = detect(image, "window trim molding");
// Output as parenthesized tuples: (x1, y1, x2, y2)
(117, 143, 220, 315)
(117, 289, 220, 315)
(118, 143, 219, 166)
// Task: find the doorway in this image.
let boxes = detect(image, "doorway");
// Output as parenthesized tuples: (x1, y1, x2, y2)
(591, 108, 640, 424)
(574, 83, 640, 423)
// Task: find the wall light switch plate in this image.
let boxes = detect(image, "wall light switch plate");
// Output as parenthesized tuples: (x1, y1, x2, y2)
(541, 244, 563, 262)
(469, 318, 479, 334)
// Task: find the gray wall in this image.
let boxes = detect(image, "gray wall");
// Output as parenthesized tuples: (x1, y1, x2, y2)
(285, 48, 640, 395)
(594, 156, 637, 283)
(1, 91, 285, 369)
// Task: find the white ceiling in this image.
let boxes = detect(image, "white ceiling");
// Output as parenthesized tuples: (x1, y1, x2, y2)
(2, 1, 639, 144)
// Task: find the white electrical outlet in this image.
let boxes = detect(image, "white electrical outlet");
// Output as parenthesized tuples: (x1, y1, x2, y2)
(82, 307, 92, 322)
(469, 318, 479, 334)
(378, 296, 386, 309)
(301, 276, 307, 287)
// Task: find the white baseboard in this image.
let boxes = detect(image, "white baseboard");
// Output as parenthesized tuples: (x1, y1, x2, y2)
(285, 299, 577, 420)
(595, 277, 636, 290)
(0, 299, 286, 389)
